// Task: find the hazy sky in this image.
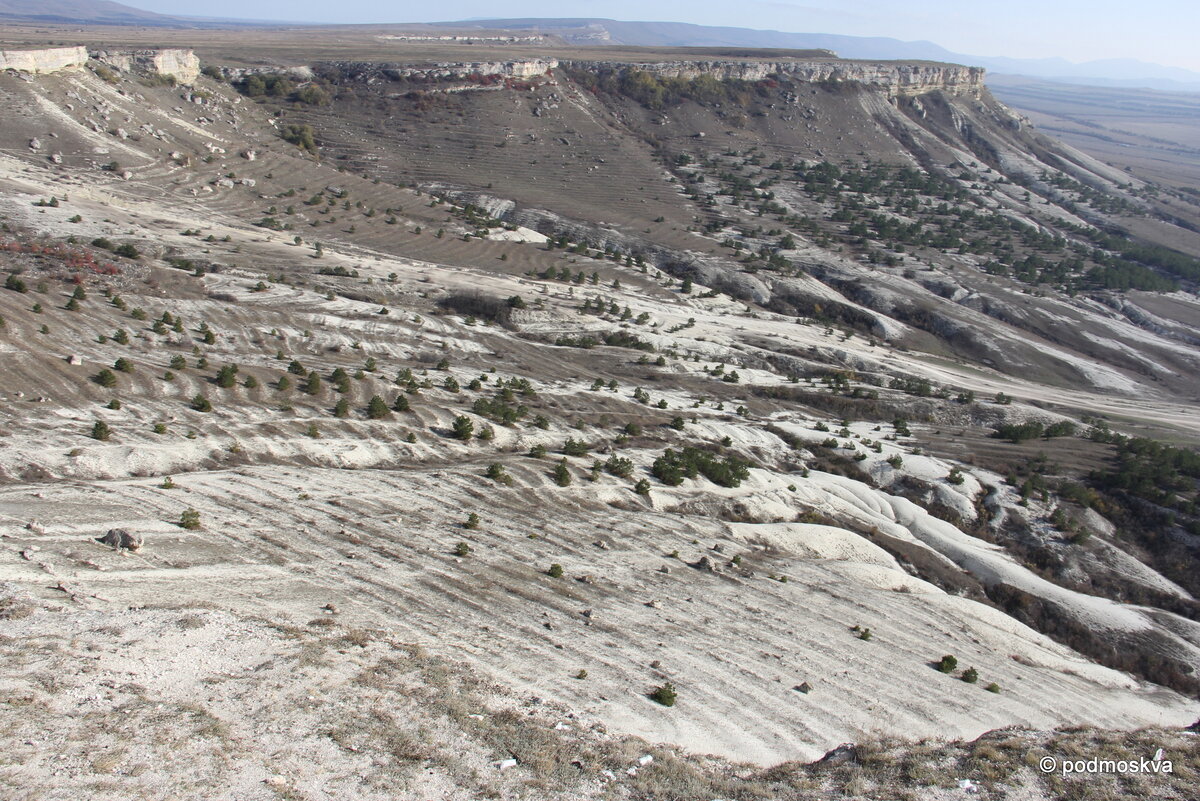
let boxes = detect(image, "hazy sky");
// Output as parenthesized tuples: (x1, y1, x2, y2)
(130, 0, 1200, 72)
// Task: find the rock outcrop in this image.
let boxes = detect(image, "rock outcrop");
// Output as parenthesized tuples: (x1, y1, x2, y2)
(0, 46, 88, 74)
(93, 49, 201, 85)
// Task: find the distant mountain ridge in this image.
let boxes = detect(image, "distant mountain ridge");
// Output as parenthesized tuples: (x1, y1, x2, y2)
(0, 0, 172, 24)
(450, 17, 1200, 92)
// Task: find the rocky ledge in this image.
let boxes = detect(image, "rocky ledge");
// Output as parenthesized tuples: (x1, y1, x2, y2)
(563, 59, 986, 96)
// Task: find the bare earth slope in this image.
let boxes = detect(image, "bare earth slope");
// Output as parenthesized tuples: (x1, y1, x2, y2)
(0, 34, 1198, 799)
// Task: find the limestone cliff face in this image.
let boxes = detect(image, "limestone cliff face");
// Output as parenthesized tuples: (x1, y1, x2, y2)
(93, 49, 201, 85)
(0, 46, 88, 74)
(148, 49, 200, 85)
(563, 59, 985, 97)
(320, 59, 559, 82)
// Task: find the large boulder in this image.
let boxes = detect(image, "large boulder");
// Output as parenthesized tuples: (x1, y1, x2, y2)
(96, 528, 142, 552)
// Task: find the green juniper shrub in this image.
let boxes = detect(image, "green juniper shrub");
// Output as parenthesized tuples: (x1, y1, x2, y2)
(649, 682, 677, 707)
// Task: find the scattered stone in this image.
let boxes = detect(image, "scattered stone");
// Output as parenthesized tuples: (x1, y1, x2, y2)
(644, 599, 662, 608)
(494, 758, 517, 770)
(690, 556, 717, 573)
(66, 354, 83, 365)
(264, 776, 287, 788)
(637, 754, 654, 766)
(96, 528, 142, 552)
(50, 153, 62, 164)
(28, 138, 41, 150)
(658, 565, 670, 574)
(794, 682, 812, 694)
(818, 743, 858, 767)
(25, 520, 45, 535)
(649, 660, 662, 669)
(241, 149, 257, 161)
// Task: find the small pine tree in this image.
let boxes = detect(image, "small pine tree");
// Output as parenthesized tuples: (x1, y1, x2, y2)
(454, 541, 471, 557)
(634, 478, 651, 496)
(179, 508, 201, 529)
(215, 364, 239, 388)
(464, 512, 480, 530)
(305, 371, 322, 395)
(485, 463, 512, 485)
(94, 369, 117, 387)
(452, 415, 474, 441)
(366, 395, 389, 419)
(937, 655, 958, 674)
(91, 420, 111, 440)
(333, 398, 350, 418)
(392, 394, 409, 412)
(191, 394, 212, 412)
(553, 458, 572, 487)
(547, 563, 564, 578)
(961, 667, 979, 684)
